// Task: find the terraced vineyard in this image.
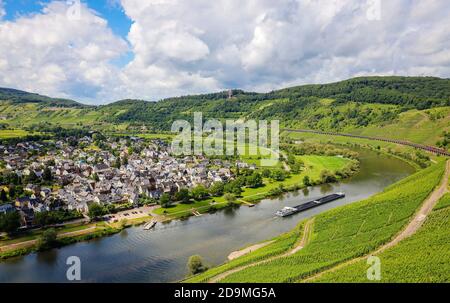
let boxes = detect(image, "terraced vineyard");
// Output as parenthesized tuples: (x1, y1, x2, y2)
(186, 161, 445, 283)
(185, 221, 306, 283)
(314, 192, 450, 282)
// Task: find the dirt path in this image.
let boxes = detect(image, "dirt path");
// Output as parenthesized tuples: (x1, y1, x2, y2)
(302, 160, 450, 282)
(0, 226, 97, 253)
(208, 218, 314, 283)
(227, 241, 275, 261)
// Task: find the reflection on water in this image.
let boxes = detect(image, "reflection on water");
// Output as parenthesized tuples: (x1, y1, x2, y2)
(0, 149, 415, 283)
(302, 187, 310, 197)
(119, 230, 128, 239)
(36, 250, 58, 266)
(320, 183, 333, 194)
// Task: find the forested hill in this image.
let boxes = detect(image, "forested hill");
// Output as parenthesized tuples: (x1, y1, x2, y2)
(0, 76, 449, 137)
(0, 87, 87, 108)
(104, 76, 450, 130)
(272, 76, 450, 109)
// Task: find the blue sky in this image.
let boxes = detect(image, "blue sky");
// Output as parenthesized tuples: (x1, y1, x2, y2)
(0, 0, 449, 103)
(2, 0, 133, 68)
(3, 0, 131, 37)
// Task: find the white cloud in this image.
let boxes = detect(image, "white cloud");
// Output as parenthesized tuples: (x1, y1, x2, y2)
(118, 0, 450, 101)
(1, 0, 450, 103)
(0, 1, 128, 102)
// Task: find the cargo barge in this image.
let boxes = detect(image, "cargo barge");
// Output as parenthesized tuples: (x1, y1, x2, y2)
(276, 193, 346, 217)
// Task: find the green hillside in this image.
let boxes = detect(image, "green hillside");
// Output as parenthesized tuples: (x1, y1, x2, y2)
(0, 88, 86, 108)
(314, 192, 450, 283)
(185, 161, 446, 283)
(0, 76, 449, 147)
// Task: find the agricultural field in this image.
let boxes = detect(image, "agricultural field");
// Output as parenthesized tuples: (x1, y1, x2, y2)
(0, 129, 30, 139)
(187, 161, 445, 283)
(348, 107, 450, 147)
(314, 192, 450, 282)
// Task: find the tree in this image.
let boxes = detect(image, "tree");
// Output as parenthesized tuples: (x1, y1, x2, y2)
(8, 185, 16, 199)
(291, 162, 303, 174)
(191, 185, 208, 201)
(261, 169, 271, 178)
(43, 167, 52, 182)
(88, 203, 105, 219)
(114, 157, 121, 169)
(175, 188, 191, 204)
(320, 170, 337, 183)
(209, 182, 224, 197)
(303, 175, 311, 186)
(160, 193, 172, 208)
(232, 186, 243, 196)
(37, 228, 58, 250)
(106, 204, 116, 214)
(246, 172, 263, 188)
(92, 173, 100, 182)
(287, 154, 297, 166)
(224, 193, 236, 206)
(270, 169, 286, 181)
(0, 189, 7, 202)
(0, 211, 21, 234)
(122, 155, 129, 166)
(187, 255, 208, 276)
(25, 171, 39, 183)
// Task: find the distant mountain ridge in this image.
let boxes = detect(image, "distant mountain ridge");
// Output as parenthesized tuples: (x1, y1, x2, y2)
(2, 76, 450, 109)
(0, 76, 449, 146)
(0, 87, 88, 108)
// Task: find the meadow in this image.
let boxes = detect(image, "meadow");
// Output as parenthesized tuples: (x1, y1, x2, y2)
(186, 161, 445, 282)
(153, 155, 354, 218)
(0, 129, 30, 139)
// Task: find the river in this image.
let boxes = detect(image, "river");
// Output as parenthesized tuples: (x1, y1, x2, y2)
(0, 149, 415, 282)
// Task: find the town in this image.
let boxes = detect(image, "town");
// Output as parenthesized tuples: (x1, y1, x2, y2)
(0, 132, 243, 230)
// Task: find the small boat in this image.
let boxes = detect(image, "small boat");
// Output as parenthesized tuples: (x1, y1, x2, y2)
(143, 220, 157, 230)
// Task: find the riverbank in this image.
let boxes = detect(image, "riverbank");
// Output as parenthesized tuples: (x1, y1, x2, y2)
(0, 154, 357, 261)
(185, 160, 446, 283)
(153, 155, 359, 220)
(0, 147, 415, 282)
(0, 207, 157, 260)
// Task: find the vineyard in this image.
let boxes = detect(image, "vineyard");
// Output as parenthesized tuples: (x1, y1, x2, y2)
(434, 193, 450, 211)
(314, 192, 450, 282)
(187, 161, 445, 283)
(185, 221, 306, 282)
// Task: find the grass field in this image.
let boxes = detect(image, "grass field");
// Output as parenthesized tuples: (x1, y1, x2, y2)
(314, 191, 450, 282)
(185, 161, 445, 283)
(282, 103, 450, 148)
(153, 155, 353, 219)
(0, 129, 30, 139)
(348, 107, 450, 147)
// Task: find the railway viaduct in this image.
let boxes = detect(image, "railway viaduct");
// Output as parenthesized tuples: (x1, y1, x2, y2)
(283, 129, 450, 157)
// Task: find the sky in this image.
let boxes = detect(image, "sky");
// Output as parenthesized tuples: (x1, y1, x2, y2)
(0, 0, 449, 104)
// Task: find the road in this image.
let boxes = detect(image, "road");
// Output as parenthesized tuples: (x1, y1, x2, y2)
(208, 218, 314, 283)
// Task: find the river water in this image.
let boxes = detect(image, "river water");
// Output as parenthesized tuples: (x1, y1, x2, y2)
(0, 149, 415, 282)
